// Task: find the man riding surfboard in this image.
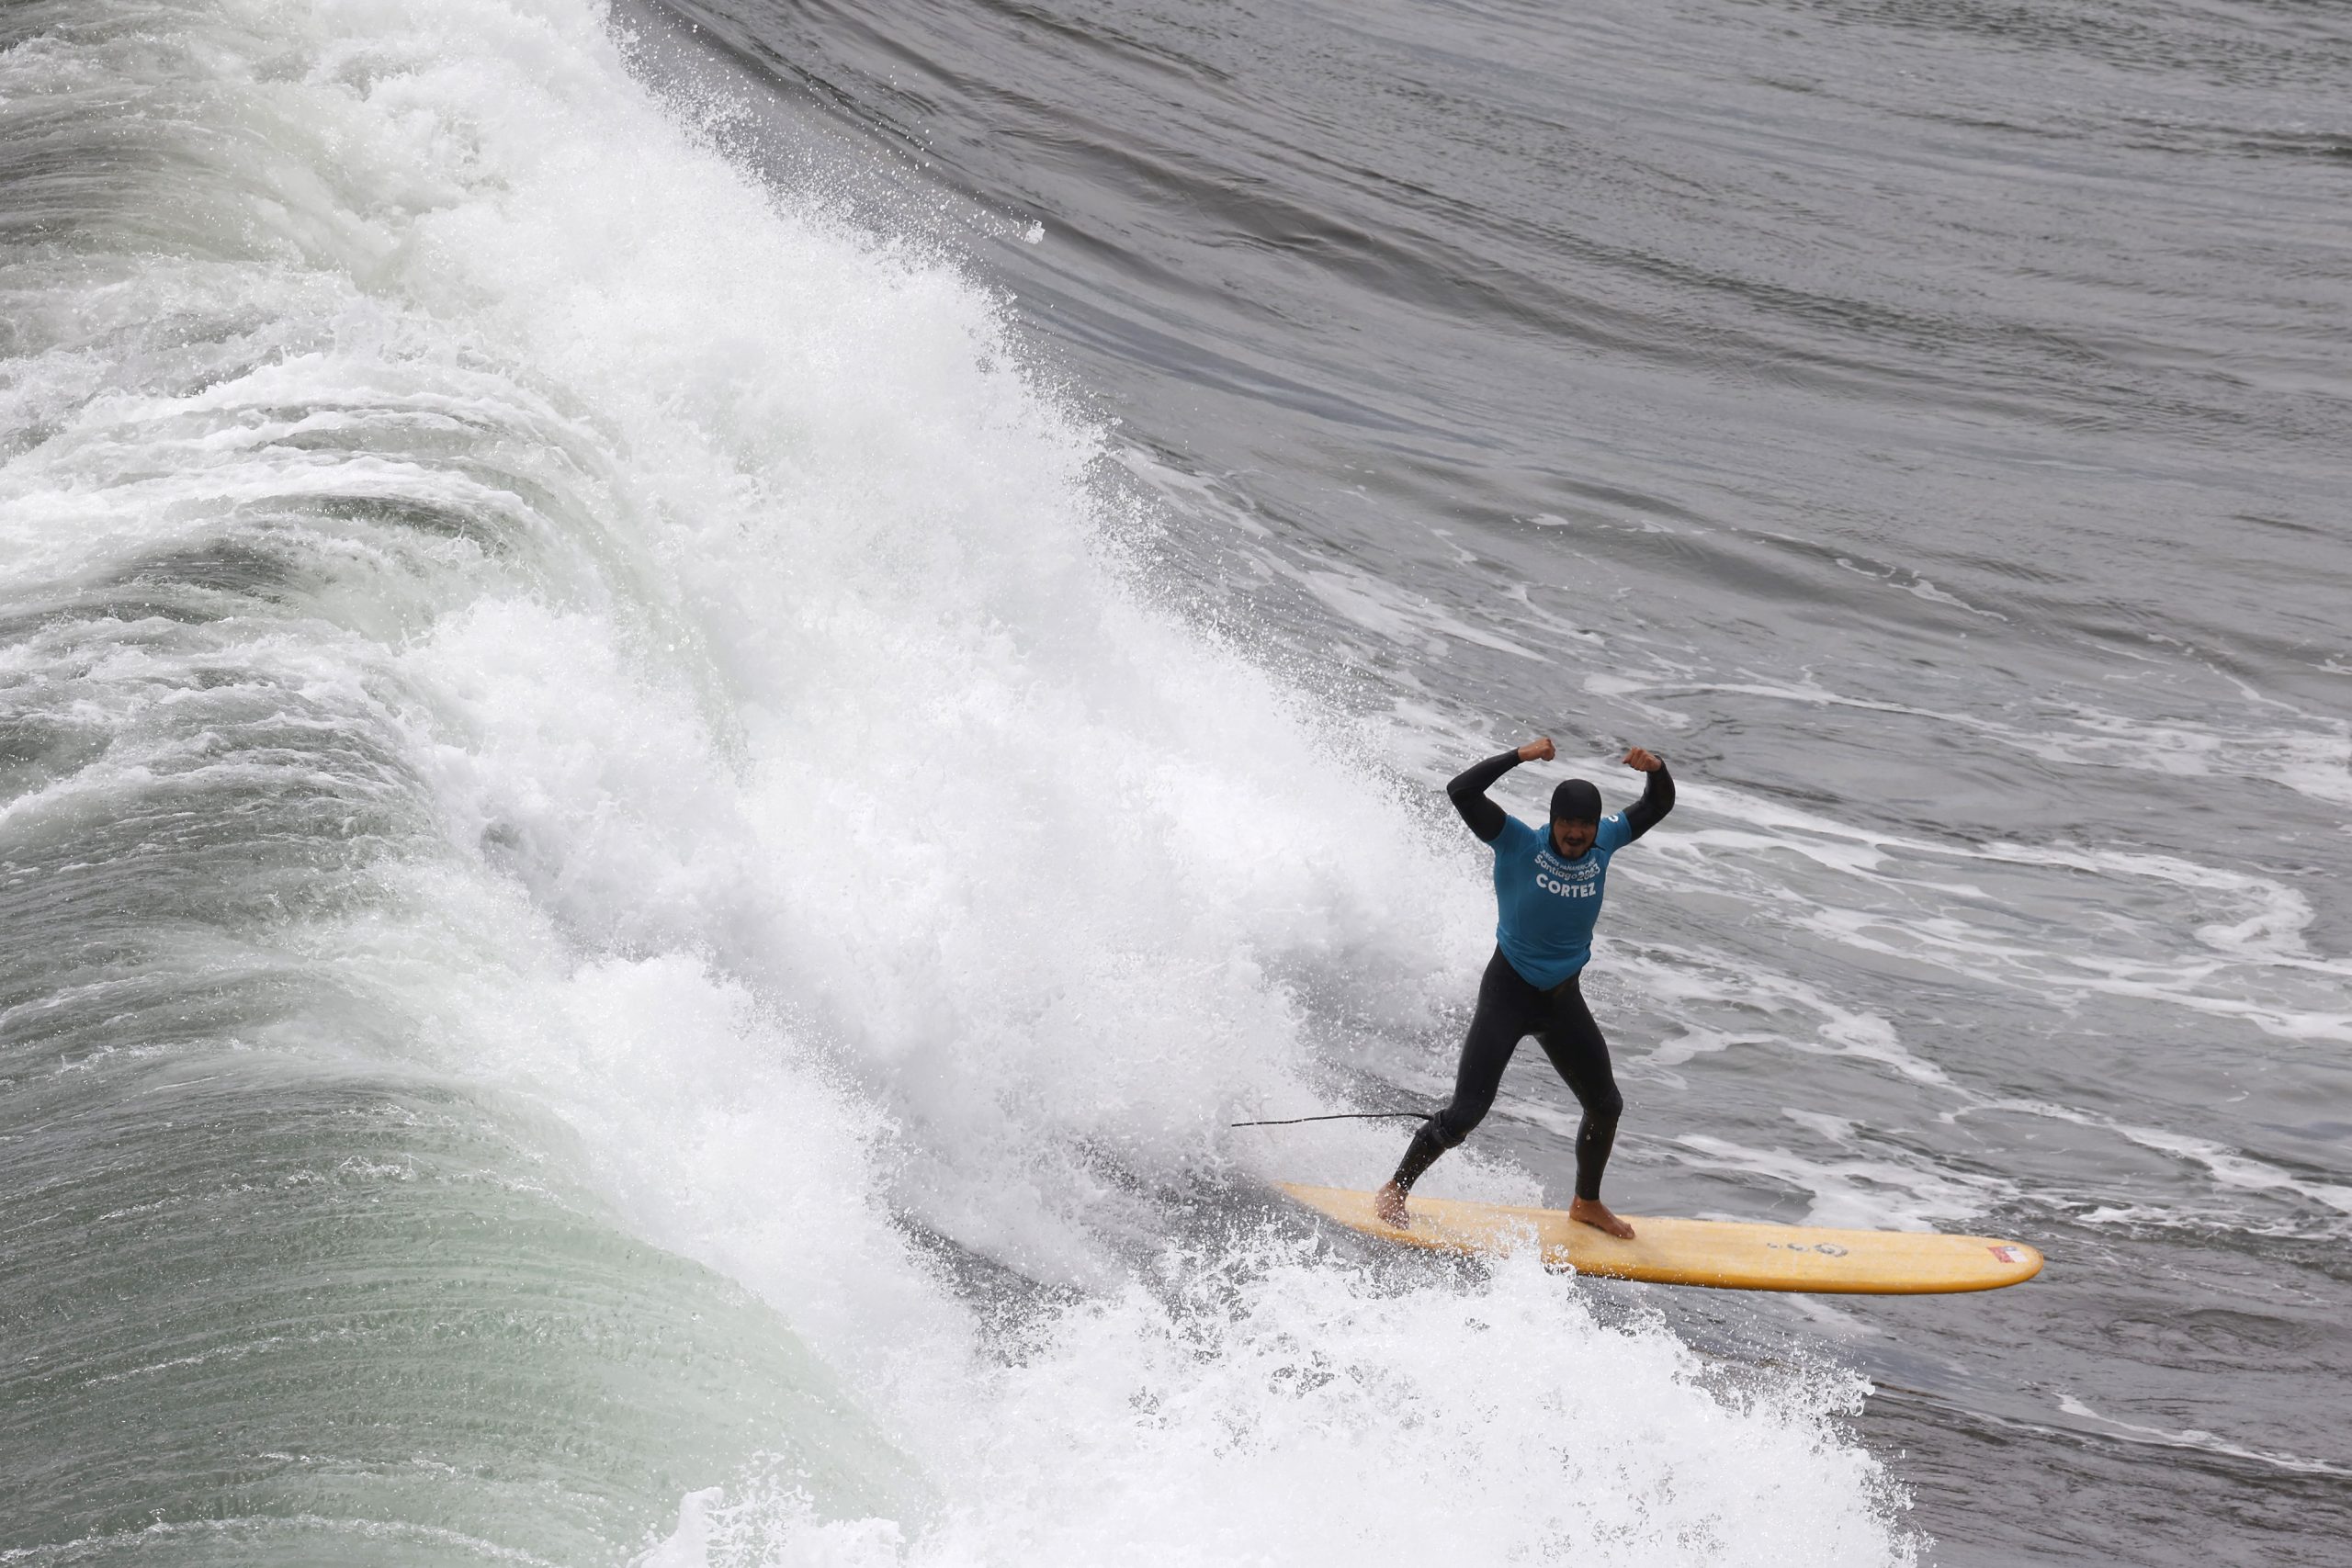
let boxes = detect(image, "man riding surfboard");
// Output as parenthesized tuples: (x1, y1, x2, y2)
(1373, 739, 1674, 1238)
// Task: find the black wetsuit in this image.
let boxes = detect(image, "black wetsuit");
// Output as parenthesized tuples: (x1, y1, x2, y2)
(1391, 750, 1674, 1201)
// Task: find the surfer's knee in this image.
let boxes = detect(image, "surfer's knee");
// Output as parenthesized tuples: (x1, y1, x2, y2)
(1432, 1099, 1486, 1145)
(1587, 1084, 1623, 1125)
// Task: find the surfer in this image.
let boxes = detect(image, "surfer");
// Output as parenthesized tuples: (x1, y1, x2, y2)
(1373, 739, 1674, 1238)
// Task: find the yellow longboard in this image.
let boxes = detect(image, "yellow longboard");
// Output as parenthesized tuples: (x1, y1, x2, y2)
(1277, 1183, 2043, 1295)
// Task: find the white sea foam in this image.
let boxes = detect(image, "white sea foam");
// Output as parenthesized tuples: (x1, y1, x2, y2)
(2107, 1124, 2352, 1219)
(1613, 945, 1951, 1088)
(1593, 673, 2352, 810)
(1587, 746, 2352, 1048)
(642, 1244, 1915, 1568)
(1671, 1119, 2009, 1231)
(2053, 1395, 2351, 1479)
(1959, 1100, 2352, 1235)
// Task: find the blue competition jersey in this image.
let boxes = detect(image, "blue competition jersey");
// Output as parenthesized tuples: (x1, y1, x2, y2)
(1490, 811, 1634, 988)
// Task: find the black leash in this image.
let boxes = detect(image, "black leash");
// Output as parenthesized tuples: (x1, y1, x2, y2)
(1228, 1110, 1429, 1128)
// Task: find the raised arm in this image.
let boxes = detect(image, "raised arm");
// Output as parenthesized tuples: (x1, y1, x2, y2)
(1621, 748, 1675, 841)
(1448, 737, 1553, 843)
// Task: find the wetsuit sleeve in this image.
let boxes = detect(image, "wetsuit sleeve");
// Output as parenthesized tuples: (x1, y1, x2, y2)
(1621, 760, 1675, 842)
(1445, 750, 1521, 843)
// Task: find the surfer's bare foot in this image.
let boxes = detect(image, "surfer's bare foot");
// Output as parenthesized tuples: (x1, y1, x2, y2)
(1570, 1197, 1635, 1239)
(1372, 1180, 1409, 1227)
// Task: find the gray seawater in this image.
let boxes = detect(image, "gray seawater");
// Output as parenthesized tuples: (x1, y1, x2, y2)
(3, 0, 2346, 1564)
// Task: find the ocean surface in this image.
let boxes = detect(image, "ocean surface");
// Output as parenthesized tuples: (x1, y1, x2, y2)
(2, 0, 2346, 1562)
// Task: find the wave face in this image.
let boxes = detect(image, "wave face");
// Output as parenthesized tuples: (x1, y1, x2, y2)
(0, 1, 1907, 1563)
(2, 0, 2345, 1564)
